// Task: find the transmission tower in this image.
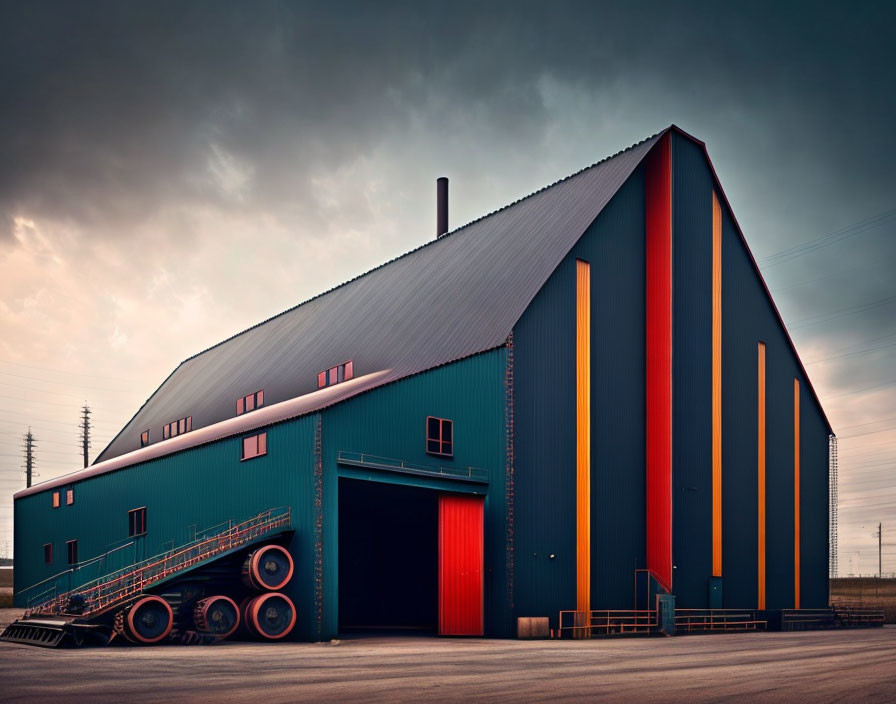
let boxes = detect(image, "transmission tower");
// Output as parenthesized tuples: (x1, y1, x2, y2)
(80, 404, 92, 469)
(23, 428, 37, 488)
(829, 435, 838, 578)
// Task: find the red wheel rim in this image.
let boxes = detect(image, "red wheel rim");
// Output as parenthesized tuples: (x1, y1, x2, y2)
(126, 595, 173, 644)
(248, 592, 296, 640)
(195, 595, 241, 638)
(248, 545, 294, 591)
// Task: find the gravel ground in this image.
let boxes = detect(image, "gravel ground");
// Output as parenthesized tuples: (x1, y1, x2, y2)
(0, 609, 894, 704)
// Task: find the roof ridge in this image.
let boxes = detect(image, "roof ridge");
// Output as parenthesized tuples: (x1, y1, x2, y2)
(178, 128, 666, 366)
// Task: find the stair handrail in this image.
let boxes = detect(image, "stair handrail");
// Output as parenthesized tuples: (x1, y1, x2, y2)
(28, 506, 291, 617)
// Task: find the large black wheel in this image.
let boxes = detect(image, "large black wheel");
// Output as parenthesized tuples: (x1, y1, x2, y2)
(242, 545, 294, 591)
(243, 592, 296, 640)
(123, 595, 173, 644)
(193, 595, 240, 638)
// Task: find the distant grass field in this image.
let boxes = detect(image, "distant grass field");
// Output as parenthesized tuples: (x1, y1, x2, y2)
(831, 578, 896, 623)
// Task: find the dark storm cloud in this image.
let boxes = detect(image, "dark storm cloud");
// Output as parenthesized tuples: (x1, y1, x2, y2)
(1, 0, 894, 390)
(2, 1, 894, 235)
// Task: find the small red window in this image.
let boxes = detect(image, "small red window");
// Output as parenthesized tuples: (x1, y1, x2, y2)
(237, 391, 264, 415)
(52, 492, 60, 508)
(66, 488, 74, 506)
(140, 430, 150, 447)
(426, 416, 453, 457)
(43, 543, 52, 564)
(242, 432, 268, 461)
(67, 540, 78, 565)
(129, 507, 147, 536)
(318, 361, 354, 388)
(165, 416, 191, 437)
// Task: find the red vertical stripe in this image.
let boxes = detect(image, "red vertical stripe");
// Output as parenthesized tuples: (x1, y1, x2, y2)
(645, 134, 673, 594)
(438, 494, 484, 636)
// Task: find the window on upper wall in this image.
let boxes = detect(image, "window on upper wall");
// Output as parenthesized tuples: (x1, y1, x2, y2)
(241, 432, 267, 461)
(67, 539, 78, 565)
(43, 543, 52, 564)
(426, 416, 453, 457)
(129, 507, 147, 537)
(52, 491, 60, 508)
(236, 390, 264, 416)
(66, 488, 74, 506)
(317, 361, 353, 389)
(140, 430, 150, 447)
(163, 416, 192, 440)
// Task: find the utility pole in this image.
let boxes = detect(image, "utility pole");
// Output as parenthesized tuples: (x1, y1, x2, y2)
(877, 523, 882, 580)
(80, 403, 91, 469)
(23, 428, 36, 488)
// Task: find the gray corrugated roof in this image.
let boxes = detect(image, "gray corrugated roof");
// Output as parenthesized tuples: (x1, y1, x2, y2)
(96, 130, 664, 463)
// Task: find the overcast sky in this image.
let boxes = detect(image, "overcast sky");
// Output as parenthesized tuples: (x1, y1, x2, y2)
(1, 1, 894, 574)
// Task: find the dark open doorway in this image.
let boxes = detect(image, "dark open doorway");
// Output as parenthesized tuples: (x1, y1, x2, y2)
(338, 478, 438, 633)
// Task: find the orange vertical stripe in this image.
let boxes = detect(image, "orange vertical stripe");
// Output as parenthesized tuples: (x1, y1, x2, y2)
(712, 192, 723, 577)
(576, 259, 591, 620)
(794, 378, 800, 609)
(757, 343, 766, 610)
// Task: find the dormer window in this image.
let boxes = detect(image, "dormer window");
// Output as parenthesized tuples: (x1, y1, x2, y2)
(163, 416, 192, 440)
(237, 390, 264, 415)
(317, 361, 353, 389)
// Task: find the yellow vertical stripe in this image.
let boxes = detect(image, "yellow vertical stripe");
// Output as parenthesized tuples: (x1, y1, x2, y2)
(794, 378, 800, 609)
(576, 259, 591, 623)
(712, 192, 723, 578)
(757, 342, 766, 610)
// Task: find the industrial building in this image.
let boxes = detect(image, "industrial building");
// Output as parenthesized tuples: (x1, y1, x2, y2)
(11, 125, 832, 643)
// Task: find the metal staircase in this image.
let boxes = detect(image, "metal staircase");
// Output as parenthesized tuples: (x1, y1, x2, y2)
(1, 507, 292, 647)
(27, 507, 290, 619)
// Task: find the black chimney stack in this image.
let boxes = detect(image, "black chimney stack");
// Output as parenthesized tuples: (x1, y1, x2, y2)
(436, 177, 448, 238)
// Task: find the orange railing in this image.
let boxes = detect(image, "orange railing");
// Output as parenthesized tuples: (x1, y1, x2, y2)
(28, 507, 291, 618)
(558, 609, 658, 637)
(675, 609, 766, 632)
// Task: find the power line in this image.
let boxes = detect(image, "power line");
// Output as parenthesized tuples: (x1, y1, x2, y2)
(758, 207, 896, 268)
(804, 338, 896, 366)
(839, 425, 896, 440)
(0, 370, 136, 392)
(0, 358, 137, 383)
(836, 414, 896, 432)
(788, 294, 896, 330)
(826, 378, 896, 400)
(0, 381, 133, 400)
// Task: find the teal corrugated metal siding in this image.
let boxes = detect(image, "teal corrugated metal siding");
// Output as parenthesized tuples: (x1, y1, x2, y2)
(14, 416, 320, 640)
(320, 349, 508, 637)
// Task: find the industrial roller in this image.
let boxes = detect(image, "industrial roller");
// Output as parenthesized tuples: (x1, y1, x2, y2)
(193, 595, 241, 639)
(241, 544, 294, 591)
(242, 592, 296, 640)
(121, 595, 173, 644)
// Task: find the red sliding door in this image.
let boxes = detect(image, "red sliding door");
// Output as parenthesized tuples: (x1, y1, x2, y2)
(438, 494, 484, 636)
